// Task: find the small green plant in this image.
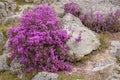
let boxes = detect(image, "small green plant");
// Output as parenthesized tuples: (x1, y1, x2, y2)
(21, 70, 38, 80)
(0, 23, 12, 41)
(98, 33, 109, 50)
(99, 33, 105, 44)
(58, 74, 86, 80)
(0, 71, 20, 80)
(14, 0, 34, 5)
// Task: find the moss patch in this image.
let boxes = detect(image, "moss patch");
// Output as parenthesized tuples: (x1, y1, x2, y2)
(14, 0, 34, 5)
(98, 33, 109, 50)
(58, 74, 86, 80)
(0, 71, 20, 80)
(0, 24, 12, 42)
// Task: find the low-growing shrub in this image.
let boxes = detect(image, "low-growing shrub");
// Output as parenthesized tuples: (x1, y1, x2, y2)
(79, 10, 120, 33)
(64, 2, 80, 17)
(106, 9, 120, 32)
(8, 4, 71, 72)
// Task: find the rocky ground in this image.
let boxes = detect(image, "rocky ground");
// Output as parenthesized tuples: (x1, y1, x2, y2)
(0, 0, 120, 80)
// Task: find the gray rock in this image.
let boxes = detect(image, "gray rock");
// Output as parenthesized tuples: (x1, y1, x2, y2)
(109, 0, 120, 6)
(2, 40, 9, 55)
(2, 14, 20, 25)
(0, 0, 16, 24)
(0, 54, 9, 71)
(106, 41, 120, 58)
(62, 13, 100, 60)
(0, 9, 8, 18)
(87, 53, 116, 80)
(51, 2, 64, 17)
(0, 31, 4, 51)
(5, 0, 17, 11)
(68, 53, 116, 80)
(0, 2, 5, 9)
(32, 72, 58, 80)
(16, 5, 34, 16)
(10, 57, 24, 74)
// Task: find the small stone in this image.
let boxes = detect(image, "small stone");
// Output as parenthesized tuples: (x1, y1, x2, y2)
(32, 71, 58, 80)
(51, 2, 64, 17)
(106, 40, 120, 58)
(10, 58, 24, 74)
(0, 54, 9, 71)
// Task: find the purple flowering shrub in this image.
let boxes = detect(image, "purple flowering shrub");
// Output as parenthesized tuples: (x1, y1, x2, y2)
(79, 9, 120, 33)
(106, 9, 120, 32)
(64, 2, 80, 17)
(8, 4, 71, 72)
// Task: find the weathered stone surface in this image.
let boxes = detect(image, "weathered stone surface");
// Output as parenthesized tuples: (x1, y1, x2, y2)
(0, 2, 5, 9)
(0, 0, 16, 25)
(0, 31, 4, 51)
(32, 72, 58, 80)
(109, 0, 120, 6)
(62, 13, 100, 59)
(51, 2, 64, 17)
(2, 40, 10, 56)
(0, 54, 9, 71)
(2, 14, 20, 25)
(5, 0, 17, 11)
(10, 57, 24, 74)
(67, 53, 116, 80)
(59, 0, 120, 15)
(0, 2, 7, 19)
(106, 41, 120, 58)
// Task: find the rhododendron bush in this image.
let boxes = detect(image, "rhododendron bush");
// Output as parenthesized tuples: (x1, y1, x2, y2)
(8, 4, 70, 72)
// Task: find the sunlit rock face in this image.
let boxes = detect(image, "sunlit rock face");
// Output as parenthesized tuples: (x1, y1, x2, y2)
(62, 13, 100, 60)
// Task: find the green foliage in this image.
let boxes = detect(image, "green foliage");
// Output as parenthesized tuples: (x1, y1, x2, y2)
(14, 0, 34, 5)
(58, 74, 86, 80)
(0, 70, 38, 80)
(0, 48, 3, 55)
(0, 24, 12, 41)
(0, 71, 20, 80)
(22, 71, 38, 80)
(98, 33, 109, 50)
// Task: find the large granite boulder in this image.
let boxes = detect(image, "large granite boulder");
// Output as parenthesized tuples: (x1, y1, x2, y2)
(32, 72, 58, 80)
(62, 13, 100, 59)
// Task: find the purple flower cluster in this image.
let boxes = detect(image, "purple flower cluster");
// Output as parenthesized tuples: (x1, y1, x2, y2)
(8, 4, 71, 72)
(64, 2, 80, 17)
(79, 9, 120, 33)
(106, 9, 120, 32)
